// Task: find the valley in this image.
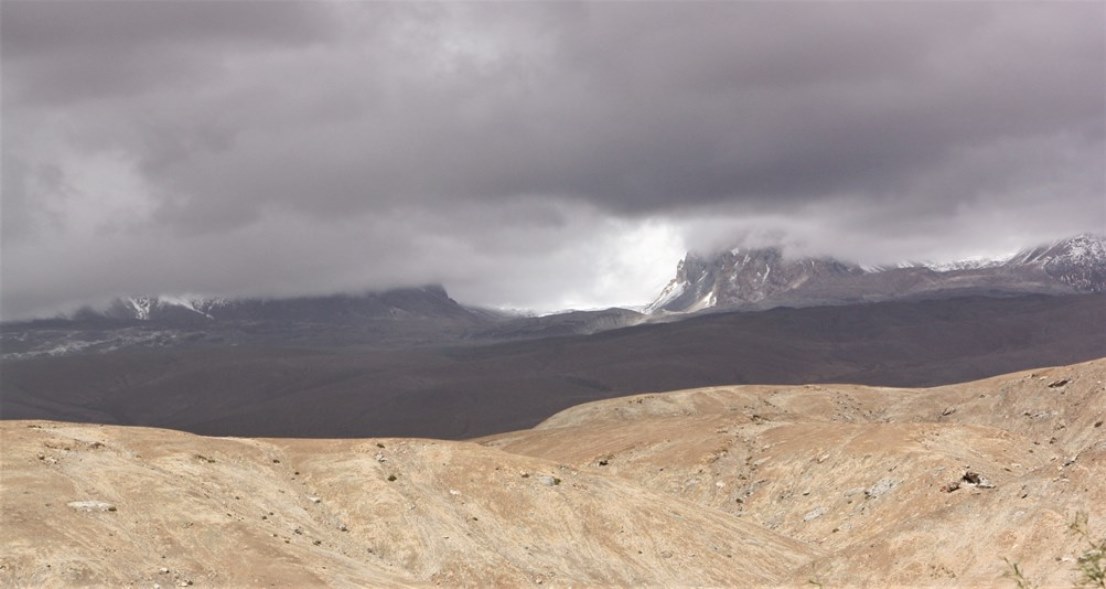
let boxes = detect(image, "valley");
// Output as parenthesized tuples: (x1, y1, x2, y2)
(4, 294, 1105, 440)
(3, 358, 1103, 587)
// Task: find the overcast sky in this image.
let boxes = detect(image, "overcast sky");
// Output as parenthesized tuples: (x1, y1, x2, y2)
(2, 1, 1104, 319)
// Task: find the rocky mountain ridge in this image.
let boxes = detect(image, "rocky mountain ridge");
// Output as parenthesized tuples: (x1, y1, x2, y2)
(89, 285, 473, 325)
(648, 233, 1106, 313)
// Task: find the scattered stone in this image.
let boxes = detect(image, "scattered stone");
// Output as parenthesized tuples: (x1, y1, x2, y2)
(1048, 379, 1069, 388)
(67, 500, 116, 512)
(375, 453, 388, 463)
(449, 489, 461, 496)
(941, 407, 956, 417)
(159, 567, 170, 574)
(338, 523, 348, 532)
(538, 475, 562, 486)
(803, 506, 827, 521)
(308, 496, 321, 504)
(943, 471, 994, 492)
(865, 479, 897, 499)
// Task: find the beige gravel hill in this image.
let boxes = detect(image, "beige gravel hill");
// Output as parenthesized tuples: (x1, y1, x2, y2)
(484, 358, 1106, 587)
(3, 358, 1105, 587)
(1, 423, 811, 587)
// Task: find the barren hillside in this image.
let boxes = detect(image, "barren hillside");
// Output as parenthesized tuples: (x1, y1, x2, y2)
(3, 359, 1105, 587)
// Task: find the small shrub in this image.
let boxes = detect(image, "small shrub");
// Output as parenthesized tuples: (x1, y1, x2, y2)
(1071, 512, 1106, 588)
(1002, 512, 1106, 589)
(387, 474, 397, 482)
(1003, 557, 1037, 589)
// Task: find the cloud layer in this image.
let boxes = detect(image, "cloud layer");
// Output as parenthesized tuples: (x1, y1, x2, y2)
(2, 2, 1103, 319)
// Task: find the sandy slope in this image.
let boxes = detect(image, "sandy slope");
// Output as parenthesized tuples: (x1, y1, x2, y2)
(3, 359, 1104, 587)
(484, 358, 1106, 587)
(1, 426, 810, 587)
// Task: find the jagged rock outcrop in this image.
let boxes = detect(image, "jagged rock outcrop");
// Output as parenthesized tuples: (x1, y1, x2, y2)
(648, 234, 1106, 313)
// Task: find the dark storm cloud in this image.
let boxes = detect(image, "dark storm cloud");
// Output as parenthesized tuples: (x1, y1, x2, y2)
(1, 1, 1103, 318)
(2, 0, 334, 104)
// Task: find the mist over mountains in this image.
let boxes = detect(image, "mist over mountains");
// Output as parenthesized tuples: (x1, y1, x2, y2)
(21, 233, 1106, 324)
(647, 233, 1106, 313)
(3, 232, 1105, 440)
(2, 233, 1104, 361)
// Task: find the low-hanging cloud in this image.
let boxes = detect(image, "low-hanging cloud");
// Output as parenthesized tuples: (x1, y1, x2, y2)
(2, 1, 1103, 319)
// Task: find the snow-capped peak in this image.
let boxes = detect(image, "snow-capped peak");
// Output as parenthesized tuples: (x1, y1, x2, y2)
(647, 234, 1106, 314)
(114, 295, 221, 321)
(644, 279, 687, 314)
(1009, 233, 1106, 266)
(126, 297, 156, 320)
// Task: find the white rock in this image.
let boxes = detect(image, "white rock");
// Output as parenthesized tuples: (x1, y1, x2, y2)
(803, 506, 827, 521)
(67, 500, 116, 512)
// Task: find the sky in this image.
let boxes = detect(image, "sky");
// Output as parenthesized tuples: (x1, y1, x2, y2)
(2, 1, 1104, 320)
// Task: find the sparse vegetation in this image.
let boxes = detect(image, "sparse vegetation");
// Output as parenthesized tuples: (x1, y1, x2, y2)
(387, 474, 397, 482)
(1070, 512, 1106, 588)
(1003, 512, 1105, 589)
(1003, 557, 1037, 589)
(806, 562, 825, 588)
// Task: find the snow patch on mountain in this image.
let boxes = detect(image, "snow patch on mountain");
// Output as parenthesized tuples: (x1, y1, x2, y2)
(644, 281, 686, 314)
(648, 234, 1106, 314)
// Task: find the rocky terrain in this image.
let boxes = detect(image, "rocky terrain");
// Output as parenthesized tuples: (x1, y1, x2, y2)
(648, 233, 1106, 313)
(3, 359, 1104, 587)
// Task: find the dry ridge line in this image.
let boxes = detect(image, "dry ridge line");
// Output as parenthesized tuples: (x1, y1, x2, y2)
(3, 358, 1104, 587)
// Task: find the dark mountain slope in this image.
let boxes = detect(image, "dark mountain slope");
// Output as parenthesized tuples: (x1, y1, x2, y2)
(3, 294, 1104, 439)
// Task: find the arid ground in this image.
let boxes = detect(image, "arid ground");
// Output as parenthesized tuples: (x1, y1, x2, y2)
(2, 358, 1104, 587)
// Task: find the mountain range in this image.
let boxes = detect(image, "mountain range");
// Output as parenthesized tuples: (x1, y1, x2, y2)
(56, 233, 1106, 325)
(3, 233, 1104, 360)
(647, 233, 1106, 313)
